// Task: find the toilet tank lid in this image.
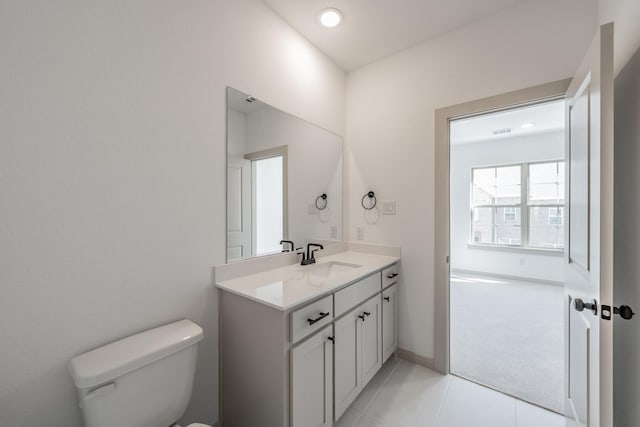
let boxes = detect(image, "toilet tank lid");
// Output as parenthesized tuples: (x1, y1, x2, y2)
(69, 319, 203, 389)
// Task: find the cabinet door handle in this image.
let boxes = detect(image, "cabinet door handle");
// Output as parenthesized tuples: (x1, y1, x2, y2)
(364, 311, 371, 316)
(358, 314, 366, 321)
(387, 273, 398, 279)
(328, 336, 335, 343)
(307, 312, 330, 325)
(384, 296, 390, 302)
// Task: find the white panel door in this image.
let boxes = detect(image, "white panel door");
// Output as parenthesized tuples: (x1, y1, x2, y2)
(291, 325, 333, 427)
(334, 308, 361, 421)
(564, 22, 614, 427)
(382, 284, 398, 362)
(227, 157, 251, 261)
(360, 294, 382, 388)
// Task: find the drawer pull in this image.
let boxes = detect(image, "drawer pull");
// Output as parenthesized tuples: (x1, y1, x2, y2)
(384, 296, 390, 302)
(387, 273, 398, 279)
(358, 311, 371, 322)
(307, 312, 330, 325)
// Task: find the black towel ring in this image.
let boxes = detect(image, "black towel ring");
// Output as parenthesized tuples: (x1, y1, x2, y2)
(361, 191, 377, 210)
(315, 193, 328, 210)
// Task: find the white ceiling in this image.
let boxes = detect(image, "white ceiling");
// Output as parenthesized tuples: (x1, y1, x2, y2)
(262, 0, 526, 71)
(450, 100, 565, 145)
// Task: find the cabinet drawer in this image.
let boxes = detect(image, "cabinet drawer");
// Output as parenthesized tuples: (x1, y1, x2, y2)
(334, 273, 381, 318)
(382, 263, 399, 289)
(291, 295, 333, 344)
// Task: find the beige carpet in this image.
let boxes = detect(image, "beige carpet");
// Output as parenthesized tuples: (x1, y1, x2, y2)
(450, 273, 564, 413)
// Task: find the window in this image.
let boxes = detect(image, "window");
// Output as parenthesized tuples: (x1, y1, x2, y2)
(504, 207, 516, 222)
(548, 208, 563, 225)
(471, 165, 522, 246)
(471, 161, 564, 250)
(528, 161, 564, 249)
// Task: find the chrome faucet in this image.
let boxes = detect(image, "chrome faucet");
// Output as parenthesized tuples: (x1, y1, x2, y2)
(301, 243, 324, 265)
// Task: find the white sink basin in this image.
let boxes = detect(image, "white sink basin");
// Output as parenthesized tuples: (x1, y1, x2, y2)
(300, 261, 362, 278)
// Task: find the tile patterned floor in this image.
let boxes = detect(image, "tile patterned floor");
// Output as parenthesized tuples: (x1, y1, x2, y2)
(335, 358, 565, 427)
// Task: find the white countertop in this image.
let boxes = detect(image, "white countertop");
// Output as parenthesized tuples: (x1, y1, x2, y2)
(215, 251, 399, 311)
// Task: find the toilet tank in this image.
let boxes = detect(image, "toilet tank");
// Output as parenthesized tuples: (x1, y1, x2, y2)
(69, 319, 203, 427)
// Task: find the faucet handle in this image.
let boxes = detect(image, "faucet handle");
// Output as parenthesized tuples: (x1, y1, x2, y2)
(280, 240, 295, 252)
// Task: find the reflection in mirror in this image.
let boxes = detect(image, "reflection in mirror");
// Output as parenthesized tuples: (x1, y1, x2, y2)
(226, 87, 342, 262)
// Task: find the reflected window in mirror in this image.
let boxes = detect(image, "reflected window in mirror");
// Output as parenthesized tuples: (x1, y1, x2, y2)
(248, 149, 286, 257)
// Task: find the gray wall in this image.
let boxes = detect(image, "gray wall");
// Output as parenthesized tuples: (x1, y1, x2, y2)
(613, 47, 640, 427)
(0, 1, 345, 426)
(599, 1, 640, 424)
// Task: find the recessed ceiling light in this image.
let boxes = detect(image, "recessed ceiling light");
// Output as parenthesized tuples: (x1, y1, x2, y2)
(319, 8, 342, 28)
(521, 122, 534, 129)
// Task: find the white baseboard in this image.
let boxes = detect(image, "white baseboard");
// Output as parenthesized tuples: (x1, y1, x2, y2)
(451, 268, 563, 287)
(397, 347, 437, 371)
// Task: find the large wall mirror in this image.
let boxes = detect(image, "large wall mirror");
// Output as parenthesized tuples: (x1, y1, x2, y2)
(226, 87, 343, 262)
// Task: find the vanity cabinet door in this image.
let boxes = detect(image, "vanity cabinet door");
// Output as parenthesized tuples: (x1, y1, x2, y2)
(382, 284, 398, 362)
(334, 308, 361, 421)
(291, 325, 333, 427)
(360, 294, 382, 388)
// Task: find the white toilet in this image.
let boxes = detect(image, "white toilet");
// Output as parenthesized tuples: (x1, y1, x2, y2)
(69, 319, 211, 427)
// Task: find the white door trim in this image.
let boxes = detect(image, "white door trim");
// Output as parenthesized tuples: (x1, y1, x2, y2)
(433, 79, 572, 374)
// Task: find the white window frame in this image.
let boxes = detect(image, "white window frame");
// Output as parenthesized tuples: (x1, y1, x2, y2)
(470, 160, 564, 251)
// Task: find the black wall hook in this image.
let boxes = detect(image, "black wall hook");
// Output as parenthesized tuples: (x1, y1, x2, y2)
(361, 191, 377, 210)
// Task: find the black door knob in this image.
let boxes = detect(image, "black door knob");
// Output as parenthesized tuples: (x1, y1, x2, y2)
(615, 305, 635, 320)
(574, 298, 598, 316)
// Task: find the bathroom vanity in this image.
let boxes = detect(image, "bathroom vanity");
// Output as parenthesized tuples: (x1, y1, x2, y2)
(215, 246, 400, 427)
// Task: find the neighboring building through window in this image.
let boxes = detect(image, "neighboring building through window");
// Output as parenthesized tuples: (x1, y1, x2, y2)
(504, 207, 517, 222)
(471, 161, 564, 250)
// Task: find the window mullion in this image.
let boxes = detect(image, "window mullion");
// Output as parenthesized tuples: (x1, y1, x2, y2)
(522, 163, 529, 248)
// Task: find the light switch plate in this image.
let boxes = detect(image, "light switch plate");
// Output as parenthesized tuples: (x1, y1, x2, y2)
(330, 226, 337, 239)
(381, 200, 397, 215)
(308, 204, 317, 214)
(356, 226, 365, 240)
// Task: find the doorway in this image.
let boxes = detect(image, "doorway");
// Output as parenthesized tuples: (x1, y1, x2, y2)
(448, 100, 566, 413)
(433, 82, 572, 419)
(251, 154, 284, 255)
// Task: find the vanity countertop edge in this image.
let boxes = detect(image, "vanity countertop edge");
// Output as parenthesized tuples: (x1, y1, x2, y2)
(215, 250, 400, 312)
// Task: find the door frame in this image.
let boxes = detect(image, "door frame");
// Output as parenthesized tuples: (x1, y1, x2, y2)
(433, 79, 572, 374)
